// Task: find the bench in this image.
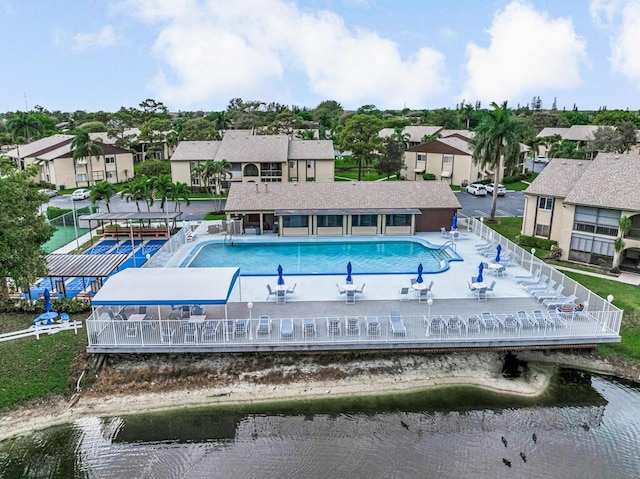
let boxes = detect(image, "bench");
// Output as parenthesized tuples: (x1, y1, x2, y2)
(101, 227, 169, 239)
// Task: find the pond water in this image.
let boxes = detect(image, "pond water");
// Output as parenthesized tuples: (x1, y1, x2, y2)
(1, 370, 639, 479)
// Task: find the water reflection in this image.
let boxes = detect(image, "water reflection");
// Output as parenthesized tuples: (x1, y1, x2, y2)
(1, 370, 639, 479)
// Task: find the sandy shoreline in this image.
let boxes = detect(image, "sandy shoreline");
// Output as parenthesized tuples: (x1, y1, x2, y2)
(0, 350, 626, 443)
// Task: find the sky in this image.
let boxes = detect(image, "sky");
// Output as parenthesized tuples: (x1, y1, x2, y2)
(1, 0, 639, 113)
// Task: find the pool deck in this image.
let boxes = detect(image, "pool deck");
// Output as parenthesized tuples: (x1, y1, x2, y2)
(86, 228, 622, 354)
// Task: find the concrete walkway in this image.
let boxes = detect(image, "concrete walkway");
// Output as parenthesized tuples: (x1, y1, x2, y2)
(552, 265, 640, 287)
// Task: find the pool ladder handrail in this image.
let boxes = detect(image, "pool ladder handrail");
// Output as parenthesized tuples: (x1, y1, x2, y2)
(439, 240, 456, 252)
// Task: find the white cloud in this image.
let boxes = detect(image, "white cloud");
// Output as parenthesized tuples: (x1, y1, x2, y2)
(118, 0, 448, 109)
(590, 0, 640, 83)
(72, 26, 119, 50)
(460, 1, 586, 104)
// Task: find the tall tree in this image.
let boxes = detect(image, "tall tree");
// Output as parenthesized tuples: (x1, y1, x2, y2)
(90, 181, 117, 212)
(71, 129, 104, 186)
(335, 114, 384, 181)
(7, 112, 44, 143)
(0, 161, 54, 297)
(150, 174, 174, 212)
(470, 101, 523, 221)
(376, 138, 406, 179)
(119, 177, 148, 212)
(169, 182, 191, 212)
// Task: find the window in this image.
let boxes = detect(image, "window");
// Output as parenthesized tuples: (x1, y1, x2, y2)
(443, 155, 453, 164)
(417, 153, 426, 162)
(106, 171, 115, 179)
(191, 177, 200, 186)
(538, 197, 554, 210)
(307, 160, 315, 168)
(352, 215, 378, 227)
(569, 233, 615, 264)
(282, 215, 309, 228)
(105, 156, 115, 164)
(535, 223, 550, 237)
(317, 215, 343, 227)
(76, 173, 87, 182)
(574, 206, 620, 236)
(386, 214, 411, 227)
(244, 164, 259, 177)
(289, 161, 297, 169)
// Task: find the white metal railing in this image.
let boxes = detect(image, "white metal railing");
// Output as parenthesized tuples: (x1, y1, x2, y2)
(467, 218, 624, 334)
(144, 227, 188, 268)
(86, 310, 619, 349)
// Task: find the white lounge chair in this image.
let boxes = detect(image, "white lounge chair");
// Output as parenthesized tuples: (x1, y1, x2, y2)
(346, 316, 360, 336)
(542, 294, 578, 309)
(280, 318, 294, 338)
(257, 315, 272, 335)
(389, 310, 406, 335)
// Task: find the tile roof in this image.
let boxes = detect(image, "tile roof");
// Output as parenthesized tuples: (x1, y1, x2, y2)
(524, 158, 590, 198)
(288, 139, 335, 159)
(537, 125, 614, 142)
(439, 129, 475, 140)
(170, 137, 334, 162)
(170, 141, 220, 161)
(4, 134, 73, 159)
(537, 127, 568, 139)
(563, 153, 640, 211)
(378, 126, 443, 143)
(406, 138, 471, 156)
(216, 135, 289, 163)
(525, 153, 640, 212)
(225, 181, 461, 212)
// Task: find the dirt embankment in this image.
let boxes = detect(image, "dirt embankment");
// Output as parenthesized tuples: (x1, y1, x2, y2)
(1, 349, 637, 443)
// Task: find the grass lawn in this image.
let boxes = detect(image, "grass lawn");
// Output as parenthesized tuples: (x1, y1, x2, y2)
(485, 217, 550, 259)
(335, 170, 388, 181)
(0, 313, 88, 409)
(562, 272, 640, 362)
(203, 213, 226, 220)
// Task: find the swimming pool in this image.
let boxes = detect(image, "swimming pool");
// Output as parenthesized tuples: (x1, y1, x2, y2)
(184, 239, 461, 275)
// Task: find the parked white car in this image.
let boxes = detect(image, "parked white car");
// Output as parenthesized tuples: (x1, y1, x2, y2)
(466, 183, 488, 196)
(485, 183, 506, 196)
(534, 156, 550, 164)
(38, 188, 57, 198)
(71, 188, 91, 200)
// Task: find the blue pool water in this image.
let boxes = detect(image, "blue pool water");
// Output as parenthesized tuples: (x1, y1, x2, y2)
(185, 239, 459, 275)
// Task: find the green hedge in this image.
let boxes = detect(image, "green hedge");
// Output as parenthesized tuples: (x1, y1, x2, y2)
(0, 298, 92, 314)
(516, 234, 557, 250)
(422, 173, 436, 180)
(46, 206, 72, 220)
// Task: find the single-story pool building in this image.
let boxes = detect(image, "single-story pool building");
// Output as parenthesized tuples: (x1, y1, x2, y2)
(224, 181, 461, 236)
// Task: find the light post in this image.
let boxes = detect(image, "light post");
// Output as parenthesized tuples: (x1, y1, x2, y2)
(427, 298, 433, 337)
(604, 295, 614, 332)
(530, 247, 536, 273)
(71, 199, 81, 251)
(248, 301, 254, 340)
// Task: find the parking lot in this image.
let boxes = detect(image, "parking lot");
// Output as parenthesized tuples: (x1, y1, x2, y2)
(455, 190, 525, 219)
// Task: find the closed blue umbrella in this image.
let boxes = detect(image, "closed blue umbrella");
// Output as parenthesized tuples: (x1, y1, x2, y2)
(452, 213, 458, 230)
(277, 264, 284, 286)
(477, 263, 484, 283)
(346, 261, 352, 284)
(496, 244, 502, 263)
(417, 263, 424, 284)
(43, 288, 52, 313)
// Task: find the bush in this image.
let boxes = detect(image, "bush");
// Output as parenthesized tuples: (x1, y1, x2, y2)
(517, 234, 557, 250)
(0, 298, 92, 314)
(422, 173, 436, 180)
(47, 206, 72, 220)
(547, 245, 562, 259)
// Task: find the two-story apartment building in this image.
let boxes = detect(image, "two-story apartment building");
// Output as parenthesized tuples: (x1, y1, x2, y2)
(522, 154, 640, 270)
(4, 134, 134, 189)
(170, 133, 335, 189)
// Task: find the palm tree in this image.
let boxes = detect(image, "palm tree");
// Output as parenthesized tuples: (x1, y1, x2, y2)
(150, 174, 174, 212)
(470, 101, 523, 221)
(119, 177, 148, 212)
(7, 112, 44, 143)
(391, 127, 410, 150)
(90, 181, 117, 212)
(170, 182, 191, 212)
(71, 129, 104, 186)
(210, 159, 232, 196)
